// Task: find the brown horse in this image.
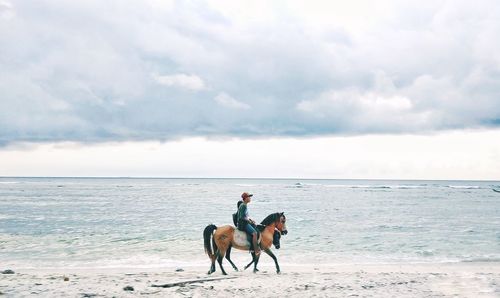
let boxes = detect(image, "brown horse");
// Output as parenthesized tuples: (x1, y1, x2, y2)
(203, 212, 287, 275)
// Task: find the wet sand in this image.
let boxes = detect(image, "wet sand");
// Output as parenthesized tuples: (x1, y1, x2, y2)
(1, 262, 499, 297)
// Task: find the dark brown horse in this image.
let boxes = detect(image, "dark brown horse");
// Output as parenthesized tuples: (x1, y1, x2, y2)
(203, 212, 287, 274)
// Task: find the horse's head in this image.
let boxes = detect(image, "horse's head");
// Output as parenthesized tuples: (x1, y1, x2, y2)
(275, 212, 288, 235)
(261, 212, 288, 235)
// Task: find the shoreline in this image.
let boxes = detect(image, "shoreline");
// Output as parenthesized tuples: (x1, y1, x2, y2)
(2, 262, 499, 297)
(8, 260, 500, 273)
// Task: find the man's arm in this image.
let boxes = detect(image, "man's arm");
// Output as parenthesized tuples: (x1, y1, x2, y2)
(240, 205, 255, 224)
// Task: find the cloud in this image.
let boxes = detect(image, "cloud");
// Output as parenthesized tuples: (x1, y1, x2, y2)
(214, 92, 250, 109)
(154, 73, 206, 91)
(0, 0, 500, 145)
(296, 90, 425, 133)
(0, 0, 14, 19)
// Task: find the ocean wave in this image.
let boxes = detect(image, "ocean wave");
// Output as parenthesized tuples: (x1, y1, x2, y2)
(293, 217, 314, 223)
(323, 184, 427, 189)
(416, 250, 435, 257)
(350, 185, 391, 189)
(323, 184, 351, 188)
(395, 185, 427, 189)
(322, 184, 389, 189)
(285, 186, 308, 189)
(446, 185, 481, 189)
(376, 225, 405, 230)
(461, 257, 500, 263)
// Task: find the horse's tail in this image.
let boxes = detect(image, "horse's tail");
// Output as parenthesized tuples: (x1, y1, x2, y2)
(203, 224, 217, 259)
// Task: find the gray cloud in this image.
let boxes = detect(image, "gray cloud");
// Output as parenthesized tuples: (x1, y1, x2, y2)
(1, 0, 500, 145)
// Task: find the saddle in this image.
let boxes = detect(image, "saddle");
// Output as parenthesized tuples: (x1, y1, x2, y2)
(234, 230, 262, 250)
(232, 216, 282, 250)
(236, 226, 282, 250)
(232, 213, 256, 249)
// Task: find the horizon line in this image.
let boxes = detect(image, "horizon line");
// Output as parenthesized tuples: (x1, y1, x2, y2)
(0, 176, 499, 182)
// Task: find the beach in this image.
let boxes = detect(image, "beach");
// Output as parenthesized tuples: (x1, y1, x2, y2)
(1, 262, 499, 297)
(1, 178, 499, 297)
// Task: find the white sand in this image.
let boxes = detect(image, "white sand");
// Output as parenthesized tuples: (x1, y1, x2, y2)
(1, 263, 499, 297)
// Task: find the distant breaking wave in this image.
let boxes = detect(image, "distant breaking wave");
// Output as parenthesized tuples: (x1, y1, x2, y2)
(461, 257, 500, 263)
(446, 185, 481, 189)
(323, 184, 427, 189)
(318, 184, 486, 190)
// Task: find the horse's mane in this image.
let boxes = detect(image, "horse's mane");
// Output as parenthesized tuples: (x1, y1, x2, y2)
(260, 212, 284, 226)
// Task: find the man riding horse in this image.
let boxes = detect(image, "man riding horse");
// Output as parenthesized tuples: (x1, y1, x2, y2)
(237, 192, 260, 255)
(204, 194, 288, 274)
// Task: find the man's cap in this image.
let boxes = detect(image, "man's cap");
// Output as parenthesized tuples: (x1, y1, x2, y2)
(241, 192, 253, 199)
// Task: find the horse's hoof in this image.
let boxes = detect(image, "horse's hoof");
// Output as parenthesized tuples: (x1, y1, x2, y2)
(222, 272, 228, 276)
(277, 270, 281, 274)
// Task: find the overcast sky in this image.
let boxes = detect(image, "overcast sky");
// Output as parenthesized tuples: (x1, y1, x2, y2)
(1, 0, 499, 179)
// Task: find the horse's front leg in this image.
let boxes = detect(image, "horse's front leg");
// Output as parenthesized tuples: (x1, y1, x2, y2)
(244, 252, 259, 272)
(243, 256, 254, 270)
(225, 246, 239, 271)
(264, 248, 280, 274)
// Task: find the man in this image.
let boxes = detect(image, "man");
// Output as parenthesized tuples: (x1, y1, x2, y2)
(237, 192, 260, 255)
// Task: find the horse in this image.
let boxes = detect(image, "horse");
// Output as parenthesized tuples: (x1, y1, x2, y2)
(226, 226, 285, 272)
(203, 212, 287, 275)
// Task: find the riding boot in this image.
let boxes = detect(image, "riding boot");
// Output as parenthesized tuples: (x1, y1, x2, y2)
(252, 233, 260, 255)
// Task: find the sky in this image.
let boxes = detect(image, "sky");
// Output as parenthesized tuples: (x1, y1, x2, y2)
(0, 0, 499, 179)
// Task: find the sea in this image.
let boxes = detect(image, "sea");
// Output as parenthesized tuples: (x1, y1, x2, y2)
(1, 177, 499, 270)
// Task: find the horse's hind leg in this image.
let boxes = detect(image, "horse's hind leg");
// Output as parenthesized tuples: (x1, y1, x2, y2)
(225, 246, 239, 271)
(216, 250, 228, 275)
(207, 239, 217, 274)
(208, 255, 216, 274)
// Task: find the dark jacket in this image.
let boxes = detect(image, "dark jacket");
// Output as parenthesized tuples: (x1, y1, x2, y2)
(236, 203, 249, 231)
